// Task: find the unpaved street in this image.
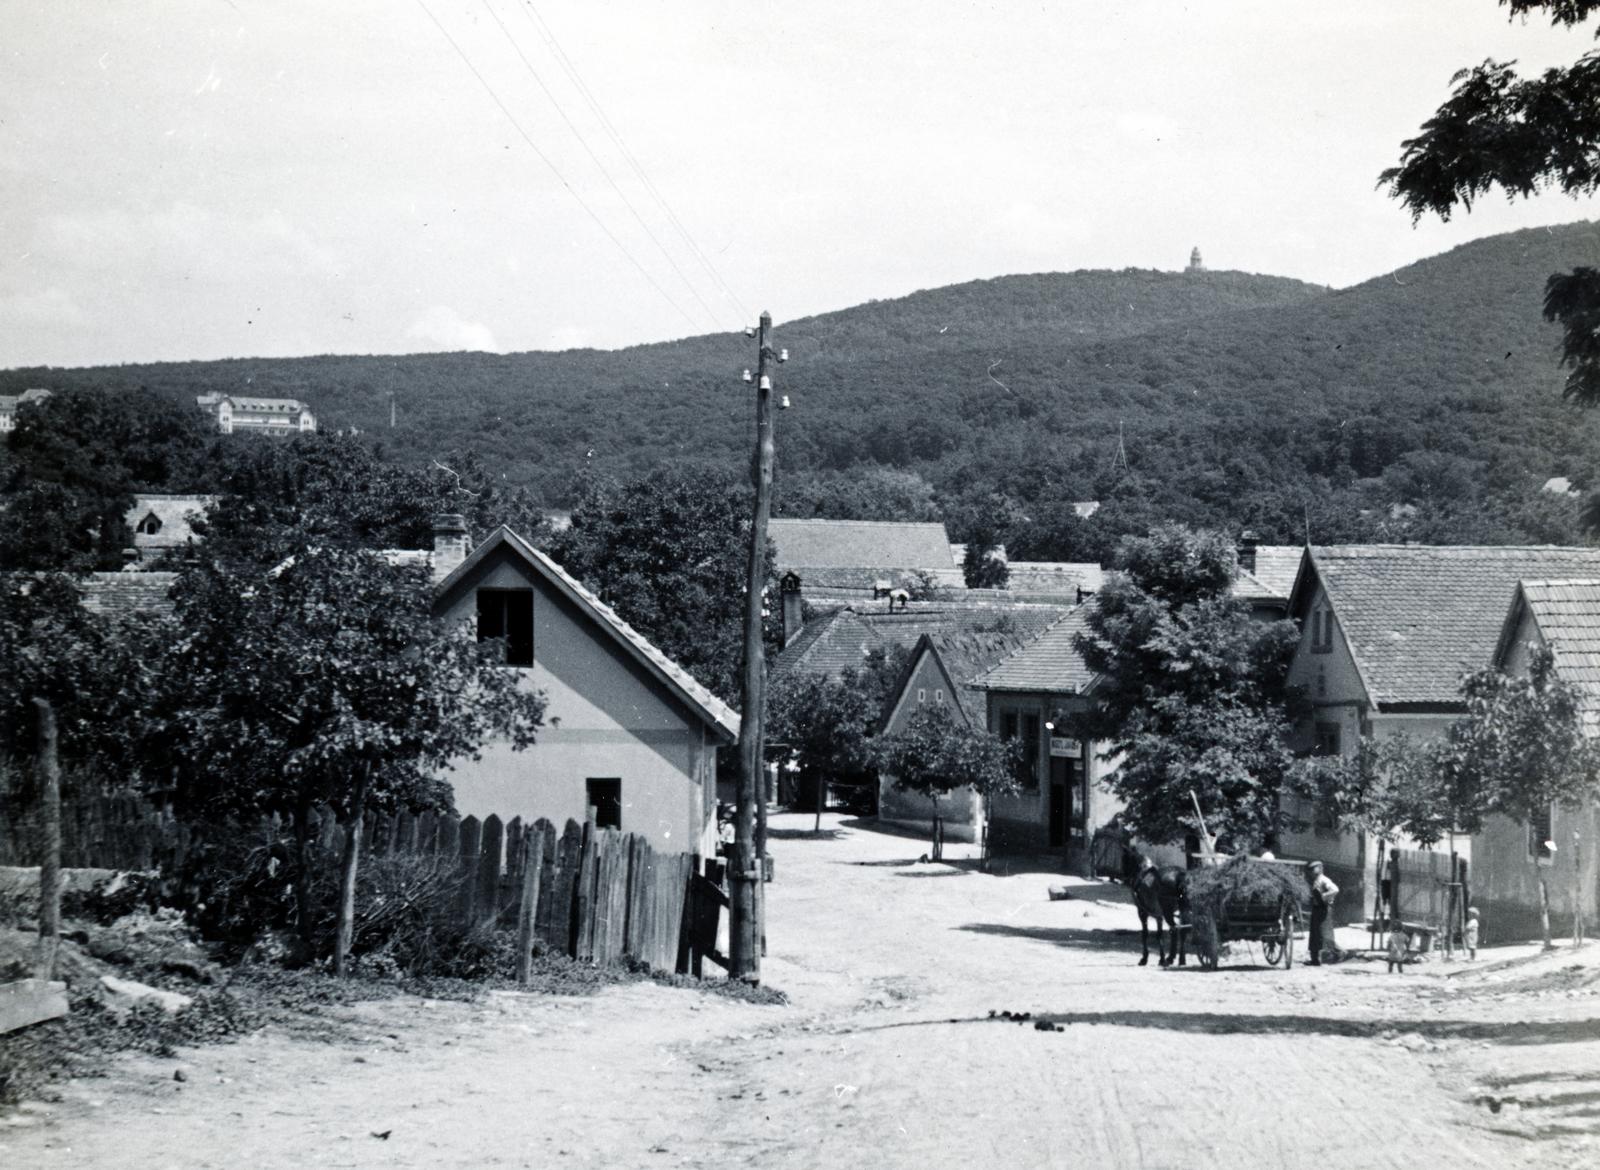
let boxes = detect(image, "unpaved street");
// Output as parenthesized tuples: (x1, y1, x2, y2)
(5, 813, 1599, 1169)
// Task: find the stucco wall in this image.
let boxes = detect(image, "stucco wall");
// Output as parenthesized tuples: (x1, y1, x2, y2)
(437, 546, 717, 856)
(1472, 802, 1600, 942)
(877, 649, 981, 841)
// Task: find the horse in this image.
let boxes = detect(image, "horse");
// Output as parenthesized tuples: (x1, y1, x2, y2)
(1125, 851, 1188, 967)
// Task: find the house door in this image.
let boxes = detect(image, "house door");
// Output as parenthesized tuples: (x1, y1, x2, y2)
(1048, 756, 1071, 847)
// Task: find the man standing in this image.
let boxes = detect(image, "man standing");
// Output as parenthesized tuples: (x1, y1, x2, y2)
(1306, 860, 1339, 966)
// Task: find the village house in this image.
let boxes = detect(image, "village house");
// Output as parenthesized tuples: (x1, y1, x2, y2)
(0, 387, 51, 432)
(430, 517, 738, 857)
(124, 493, 215, 562)
(1471, 579, 1600, 941)
(196, 393, 316, 436)
(769, 517, 966, 604)
(1281, 544, 1600, 923)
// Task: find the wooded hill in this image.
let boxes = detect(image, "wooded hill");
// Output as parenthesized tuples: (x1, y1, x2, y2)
(7, 221, 1600, 555)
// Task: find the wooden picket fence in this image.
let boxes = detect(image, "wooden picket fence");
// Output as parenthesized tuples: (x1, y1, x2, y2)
(0, 797, 722, 977)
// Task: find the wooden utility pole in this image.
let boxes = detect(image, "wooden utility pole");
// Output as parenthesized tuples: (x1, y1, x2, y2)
(33, 698, 61, 981)
(731, 311, 778, 983)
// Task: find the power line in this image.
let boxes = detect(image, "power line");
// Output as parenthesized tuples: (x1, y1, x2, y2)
(517, 0, 755, 325)
(413, 0, 703, 333)
(481, 0, 724, 332)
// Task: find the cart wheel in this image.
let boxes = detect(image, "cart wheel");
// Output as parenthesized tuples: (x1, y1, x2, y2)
(1281, 905, 1296, 969)
(1262, 936, 1283, 966)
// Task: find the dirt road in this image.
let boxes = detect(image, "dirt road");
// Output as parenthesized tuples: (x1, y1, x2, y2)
(5, 813, 1598, 1168)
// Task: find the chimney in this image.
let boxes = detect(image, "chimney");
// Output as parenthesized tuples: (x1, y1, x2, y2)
(432, 514, 471, 582)
(1237, 530, 1259, 576)
(780, 571, 804, 647)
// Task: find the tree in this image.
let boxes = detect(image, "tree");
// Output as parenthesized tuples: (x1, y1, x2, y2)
(1, 387, 218, 570)
(1437, 646, 1600, 947)
(1070, 525, 1307, 851)
(167, 545, 547, 973)
(873, 704, 1020, 855)
(1381, 2, 1600, 405)
(548, 464, 775, 702)
(1308, 733, 1475, 851)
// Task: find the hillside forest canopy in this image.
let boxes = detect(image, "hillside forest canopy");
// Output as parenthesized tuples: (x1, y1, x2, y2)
(4, 222, 1600, 559)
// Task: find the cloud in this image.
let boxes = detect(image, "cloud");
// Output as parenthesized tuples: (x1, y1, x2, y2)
(406, 305, 500, 353)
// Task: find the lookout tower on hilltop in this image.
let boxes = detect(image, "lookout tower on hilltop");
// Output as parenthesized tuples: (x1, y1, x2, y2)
(1187, 247, 1205, 273)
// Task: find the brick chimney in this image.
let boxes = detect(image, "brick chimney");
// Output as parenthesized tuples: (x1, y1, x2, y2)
(780, 571, 804, 647)
(1237, 530, 1259, 575)
(432, 514, 471, 582)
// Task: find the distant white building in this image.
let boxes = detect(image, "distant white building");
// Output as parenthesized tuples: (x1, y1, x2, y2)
(0, 388, 51, 432)
(197, 393, 316, 436)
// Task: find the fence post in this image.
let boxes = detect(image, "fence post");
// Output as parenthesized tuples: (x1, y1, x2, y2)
(458, 816, 482, 923)
(32, 698, 61, 981)
(477, 815, 503, 928)
(575, 821, 597, 963)
(516, 826, 545, 985)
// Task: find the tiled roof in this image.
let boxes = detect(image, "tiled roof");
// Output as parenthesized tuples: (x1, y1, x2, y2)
(225, 396, 312, 412)
(1246, 545, 1304, 600)
(126, 494, 215, 551)
(770, 518, 953, 573)
(1005, 562, 1104, 598)
(78, 572, 178, 618)
(1306, 545, 1600, 707)
(771, 609, 881, 679)
(1503, 580, 1600, 712)
(971, 603, 1099, 695)
(433, 527, 739, 743)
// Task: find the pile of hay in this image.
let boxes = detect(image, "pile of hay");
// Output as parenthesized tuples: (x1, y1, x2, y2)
(1186, 856, 1310, 926)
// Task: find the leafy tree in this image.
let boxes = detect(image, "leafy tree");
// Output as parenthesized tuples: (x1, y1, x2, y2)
(874, 704, 1020, 853)
(1, 388, 217, 570)
(167, 545, 547, 972)
(1437, 646, 1600, 947)
(1308, 734, 1471, 850)
(548, 463, 775, 702)
(765, 648, 902, 802)
(1070, 525, 1307, 851)
(1381, 2, 1600, 404)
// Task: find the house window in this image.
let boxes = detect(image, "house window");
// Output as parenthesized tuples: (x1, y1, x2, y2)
(587, 778, 622, 830)
(1313, 722, 1341, 757)
(136, 512, 162, 535)
(477, 588, 534, 666)
(1529, 803, 1555, 861)
(1311, 608, 1334, 654)
(918, 688, 927, 704)
(935, 689, 944, 703)
(1001, 711, 1041, 787)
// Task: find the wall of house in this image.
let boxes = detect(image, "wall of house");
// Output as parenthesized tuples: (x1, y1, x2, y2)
(877, 650, 981, 842)
(1472, 801, 1600, 942)
(437, 546, 717, 856)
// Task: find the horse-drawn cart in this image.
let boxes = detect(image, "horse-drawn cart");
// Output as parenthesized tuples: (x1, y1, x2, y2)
(1185, 856, 1308, 971)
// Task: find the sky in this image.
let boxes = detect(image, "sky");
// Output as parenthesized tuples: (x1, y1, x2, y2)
(4, 1, 1600, 368)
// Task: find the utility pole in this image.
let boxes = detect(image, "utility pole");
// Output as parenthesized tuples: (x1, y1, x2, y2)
(731, 311, 781, 983)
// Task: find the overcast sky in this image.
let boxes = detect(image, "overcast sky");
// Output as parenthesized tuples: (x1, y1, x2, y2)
(4, 1, 1599, 368)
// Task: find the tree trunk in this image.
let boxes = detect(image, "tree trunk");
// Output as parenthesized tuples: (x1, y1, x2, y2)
(334, 761, 372, 977)
(1574, 828, 1585, 948)
(293, 792, 315, 948)
(32, 698, 61, 981)
(1538, 863, 1554, 950)
(929, 793, 942, 862)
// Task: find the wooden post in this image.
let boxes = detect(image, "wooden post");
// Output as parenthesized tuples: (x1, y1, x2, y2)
(575, 820, 597, 962)
(32, 698, 61, 982)
(1574, 828, 1584, 947)
(515, 827, 544, 985)
(333, 759, 373, 978)
(731, 311, 777, 985)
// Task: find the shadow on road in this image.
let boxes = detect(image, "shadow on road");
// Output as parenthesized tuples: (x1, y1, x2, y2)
(766, 828, 845, 841)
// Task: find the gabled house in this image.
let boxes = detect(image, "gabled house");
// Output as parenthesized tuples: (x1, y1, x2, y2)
(1283, 544, 1600, 921)
(125, 493, 216, 561)
(769, 518, 967, 604)
(431, 520, 739, 856)
(969, 603, 1130, 868)
(874, 614, 1065, 843)
(1471, 580, 1600, 940)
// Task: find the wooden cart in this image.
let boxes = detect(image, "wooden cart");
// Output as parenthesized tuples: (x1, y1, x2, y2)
(1189, 891, 1300, 970)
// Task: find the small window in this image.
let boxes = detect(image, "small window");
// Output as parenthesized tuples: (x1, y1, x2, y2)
(1529, 803, 1555, 861)
(1311, 608, 1334, 654)
(1312, 722, 1341, 757)
(136, 512, 163, 535)
(917, 688, 926, 703)
(477, 588, 534, 666)
(587, 778, 622, 830)
(935, 689, 944, 703)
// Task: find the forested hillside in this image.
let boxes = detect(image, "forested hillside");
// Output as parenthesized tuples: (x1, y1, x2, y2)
(6, 221, 1600, 556)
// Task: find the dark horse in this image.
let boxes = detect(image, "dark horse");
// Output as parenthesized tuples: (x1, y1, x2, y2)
(1124, 850, 1188, 967)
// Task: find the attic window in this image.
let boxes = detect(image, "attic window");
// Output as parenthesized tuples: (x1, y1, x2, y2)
(935, 689, 944, 703)
(918, 688, 927, 703)
(1311, 608, 1334, 654)
(136, 513, 162, 535)
(477, 588, 534, 666)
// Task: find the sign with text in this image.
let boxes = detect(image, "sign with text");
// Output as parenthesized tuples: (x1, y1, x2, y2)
(1049, 737, 1081, 757)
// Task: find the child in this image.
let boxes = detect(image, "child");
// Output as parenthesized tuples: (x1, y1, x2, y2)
(1386, 921, 1408, 973)
(1465, 906, 1480, 961)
